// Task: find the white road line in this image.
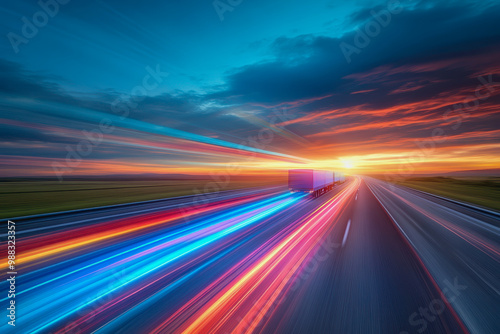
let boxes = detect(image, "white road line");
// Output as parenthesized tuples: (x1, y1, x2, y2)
(342, 219, 351, 247)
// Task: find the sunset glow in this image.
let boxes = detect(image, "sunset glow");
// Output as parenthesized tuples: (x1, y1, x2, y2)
(1, 1, 500, 178)
(1, 1, 499, 333)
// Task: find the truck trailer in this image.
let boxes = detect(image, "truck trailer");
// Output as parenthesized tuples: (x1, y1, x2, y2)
(288, 169, 334, 198)
(334, 171, 345, 184)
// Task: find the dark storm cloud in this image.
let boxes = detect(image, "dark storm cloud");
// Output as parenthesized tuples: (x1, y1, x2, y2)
(214, 1, 500, 104)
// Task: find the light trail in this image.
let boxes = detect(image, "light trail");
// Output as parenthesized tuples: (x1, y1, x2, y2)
(1, 191, 282, 271)
(5, 191, 304, 334)
(1, 177, 495, 333)
(156, 178, 360, 333)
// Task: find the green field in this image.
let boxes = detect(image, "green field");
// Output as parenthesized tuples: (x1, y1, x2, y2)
(0, 178, 284, 218)
(396, 177, 500, 212)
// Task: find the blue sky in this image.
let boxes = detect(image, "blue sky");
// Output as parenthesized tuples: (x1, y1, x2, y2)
(2, 0, 372, 93)
(1, 0, 500, 176)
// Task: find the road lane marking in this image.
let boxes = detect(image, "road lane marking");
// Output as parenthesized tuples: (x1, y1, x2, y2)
(342, 219, 351, 247)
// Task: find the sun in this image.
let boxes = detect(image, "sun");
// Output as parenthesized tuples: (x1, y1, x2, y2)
(342, 159, 354, 169)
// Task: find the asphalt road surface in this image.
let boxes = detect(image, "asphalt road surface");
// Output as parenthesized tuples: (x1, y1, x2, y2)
(1, 177, 498, 333)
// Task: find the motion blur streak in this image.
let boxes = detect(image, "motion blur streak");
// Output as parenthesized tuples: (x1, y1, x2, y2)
(174, 178, 359, 334)
(1, 99, 307, 164)
(1, 190, 279, 270)
(2, 178, 499, 333)
(366, 177, 500, 334)
(0, 189, 303, 333)
(6, 192, 289, 300)
(50, 195, 303, 334)
(380, 189, 499, 260)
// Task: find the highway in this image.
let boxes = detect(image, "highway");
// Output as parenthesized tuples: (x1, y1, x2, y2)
(367, 177, 500, 334)
(1, 177, 499, 333)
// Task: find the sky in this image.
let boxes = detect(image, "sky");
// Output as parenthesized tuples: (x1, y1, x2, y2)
(0, 0, 499, 178)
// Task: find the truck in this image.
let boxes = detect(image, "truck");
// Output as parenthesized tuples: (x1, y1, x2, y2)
(334, 171, 345, 184)
(288, 169, 334, 198)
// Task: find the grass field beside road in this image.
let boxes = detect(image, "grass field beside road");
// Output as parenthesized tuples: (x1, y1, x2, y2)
(395, 177, 500, 212)
(0, 178, 284, 218)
